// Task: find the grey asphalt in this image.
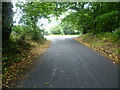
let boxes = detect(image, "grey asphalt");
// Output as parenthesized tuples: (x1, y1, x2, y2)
(14, 35, 118, 88)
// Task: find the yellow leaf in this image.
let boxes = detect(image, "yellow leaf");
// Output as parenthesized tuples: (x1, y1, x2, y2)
(45, 82, 50, 86)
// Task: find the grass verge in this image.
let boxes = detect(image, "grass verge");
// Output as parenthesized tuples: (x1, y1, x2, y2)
(2, 39, 51, 88)
(74, 33, 120, 65)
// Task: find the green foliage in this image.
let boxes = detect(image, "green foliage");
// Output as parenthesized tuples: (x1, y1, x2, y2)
(3, 2, 120, 75)
(96, 30, 120, 43)
(50, 22, 80, 35)
(15, 2, 64, 41)
(51, 26, 62, 35)
(3, 2, 120, 42)
(112, 27, 120, 42)
(95, 11, 119, 33)
(11, 25, 43, 41)
(63, 2, 120, 34)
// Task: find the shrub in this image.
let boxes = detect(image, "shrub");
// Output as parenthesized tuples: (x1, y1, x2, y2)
(11, 25, 44, 41)
(112, 27, 120, 42)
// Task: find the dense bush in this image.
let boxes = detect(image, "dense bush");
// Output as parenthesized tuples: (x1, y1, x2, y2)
(112, 27, 120, 41)
(95, 11, 119, 33)
(63, 2, 120, 35)
(11, 25, 44, 41)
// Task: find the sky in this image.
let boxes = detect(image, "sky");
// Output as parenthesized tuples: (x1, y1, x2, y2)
(37, 14, 68, 31)
(37, 17, 60, 31)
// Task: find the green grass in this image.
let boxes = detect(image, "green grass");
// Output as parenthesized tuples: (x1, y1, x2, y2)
(81, 32, 120, 44)
(114, 47, 120, 54)
(80, 32, 120, 56)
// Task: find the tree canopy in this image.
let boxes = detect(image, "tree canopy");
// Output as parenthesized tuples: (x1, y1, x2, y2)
(2, 2, 120, 43)
(62, 2, 120, 34)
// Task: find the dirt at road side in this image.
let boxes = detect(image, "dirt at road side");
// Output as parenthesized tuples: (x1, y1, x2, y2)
(74, 35, 120, 65)
(2, 40, 51, 88)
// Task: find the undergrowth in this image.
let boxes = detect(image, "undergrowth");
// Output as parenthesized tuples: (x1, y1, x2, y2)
(2, 35, 46, 75)
(81, 31, 120, 54)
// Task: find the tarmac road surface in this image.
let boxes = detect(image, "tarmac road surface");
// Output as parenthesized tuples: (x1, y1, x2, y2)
(14, 35, 118, 88)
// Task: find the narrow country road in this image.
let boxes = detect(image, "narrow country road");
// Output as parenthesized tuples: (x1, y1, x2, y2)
(14, 35, 118, 88)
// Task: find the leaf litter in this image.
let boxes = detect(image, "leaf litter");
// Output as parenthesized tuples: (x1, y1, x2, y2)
(2, 40, 51, 88)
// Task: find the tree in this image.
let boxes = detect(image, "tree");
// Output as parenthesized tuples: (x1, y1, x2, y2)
(2, 2, 14, 43)
(62, 2, 120, 34)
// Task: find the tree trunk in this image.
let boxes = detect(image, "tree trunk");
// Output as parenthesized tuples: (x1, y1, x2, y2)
(2, 2, 13, 43)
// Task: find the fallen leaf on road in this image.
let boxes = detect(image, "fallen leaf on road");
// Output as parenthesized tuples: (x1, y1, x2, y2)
(34, 86, 37, 88)
(45, 82, 50, 86)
